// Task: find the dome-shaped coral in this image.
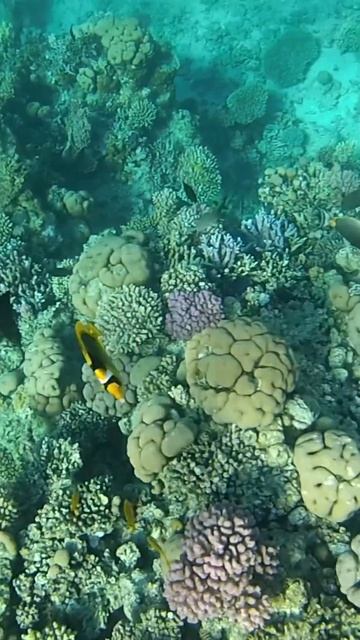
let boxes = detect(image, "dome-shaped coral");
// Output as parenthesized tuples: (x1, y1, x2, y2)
(127, 395, 199, 482)
(185, 318, 296, 429)
(23, 328, 81, 417)
(293, 429, 360, 523)
(69, 230, 152, 319)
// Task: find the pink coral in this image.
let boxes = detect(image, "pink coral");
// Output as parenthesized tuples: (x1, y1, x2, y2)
(165, 289, 224, 340)
(164, 503, 278, 630)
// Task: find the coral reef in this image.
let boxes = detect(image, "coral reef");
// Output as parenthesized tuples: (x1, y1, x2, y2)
(164, 503, 278, 629)
(185, 318, 297, 429)
(165, 289, 224, 340)
(263, 29, 320, 87)
(225, 83, 269, 126)
(127, 394, 199, 482)
(294, 430, 360, 522)
(69, 231, 152, 319)
(96, 284, 165, 356)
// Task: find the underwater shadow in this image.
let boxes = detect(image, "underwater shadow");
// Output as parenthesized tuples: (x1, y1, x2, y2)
(8, 0, 52, 31)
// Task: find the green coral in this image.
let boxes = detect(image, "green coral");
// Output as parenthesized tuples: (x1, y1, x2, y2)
(21, 623, 77, 639)
(226, 82, 268, 126)
(254, 595, 360, 639)
(111, 608, 182, 639)
(127, 95, 157, 130)
(178, 145, 222, 205)
(0, 212, 12, 246)
(136, 353, 178, 401)
(161, 262, 209, 297)
(96, 284, 165, 356)
(155, 425, 300, 518)
(263, 29, 320, 87)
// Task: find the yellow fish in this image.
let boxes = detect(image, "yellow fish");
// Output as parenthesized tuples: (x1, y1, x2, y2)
(75, 321, 125, 401)
(123, 499, 137, 533)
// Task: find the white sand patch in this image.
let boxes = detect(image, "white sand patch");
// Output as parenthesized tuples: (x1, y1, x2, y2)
(290, 47, 360, 154)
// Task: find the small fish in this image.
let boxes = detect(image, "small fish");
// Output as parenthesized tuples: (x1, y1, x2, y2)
(183, 181, 198, 203)
(342, 188, 360, 211)
(123, 499, 137, 533)
(147, 536, 170, 571)
(75, 321, 125, 401)
(330, 216, 360, 249)
(70, 490, 80, 517)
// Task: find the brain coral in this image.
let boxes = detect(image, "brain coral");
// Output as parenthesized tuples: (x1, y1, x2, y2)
(69, 230, 151, 319)
(185, 318, 296, 429)
(127, 395, 199, 482)
(293, 430, 360, 522)
(336, 533, 360, 608)
(263, 29, 320, 87)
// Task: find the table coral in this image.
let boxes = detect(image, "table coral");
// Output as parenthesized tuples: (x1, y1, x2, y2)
(127, 394, 199, 482)
(263, 29, 320, 87)
(69, 230, 152, 319)
(225, 83, 268, 126)
(164, 502, 278, 629)
(293, 429, 360, 522)
(185, 318, 296, 429)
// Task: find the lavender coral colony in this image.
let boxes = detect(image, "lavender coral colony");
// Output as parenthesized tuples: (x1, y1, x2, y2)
(2, 3, 360, 640)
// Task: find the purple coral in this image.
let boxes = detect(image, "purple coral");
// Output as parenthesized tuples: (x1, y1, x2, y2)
(165, 289, 224, 340)
(164, 503, 278, 630)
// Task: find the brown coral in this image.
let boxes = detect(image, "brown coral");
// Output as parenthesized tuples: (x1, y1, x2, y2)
(69, 230, 152, 319)
(294, 430, 360, 522)
(127, 395, 199, 482)
(185, 318, 296, 429)
(23, 328, 80, 417)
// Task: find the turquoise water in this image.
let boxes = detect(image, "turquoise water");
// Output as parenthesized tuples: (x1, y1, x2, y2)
(1, 1, 360, 638)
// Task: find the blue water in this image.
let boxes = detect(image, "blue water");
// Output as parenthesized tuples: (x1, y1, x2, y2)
(1, 1, 360, 638)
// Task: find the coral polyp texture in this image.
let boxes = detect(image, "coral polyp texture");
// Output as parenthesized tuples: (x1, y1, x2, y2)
(185, 318, 297, 429)
(165, 289, 224, 340)
(2, 2, 360, 638)
(294, 430, 360, 523)
(164, 502, 278, 629)
(69, 230, 152, 319)
(127, 394, 199, 482)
